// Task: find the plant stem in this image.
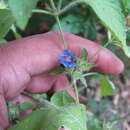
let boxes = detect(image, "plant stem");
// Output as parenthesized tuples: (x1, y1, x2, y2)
(107, 31, 112, 42)
(83, 72, 98, 77)
(55, 16, 68, 49)
(57, 0, 83, 16)
(73, 80, 79, 104)
(49, 0, 57, 10)
(32, 9, 53, 15)
(58, 0, 63, 10)
(33, 0, 83, 16)
(33, 0, 83, 49)
(49, 0, 68, 49)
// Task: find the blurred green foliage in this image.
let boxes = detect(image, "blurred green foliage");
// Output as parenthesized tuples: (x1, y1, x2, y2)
(9, 92, 86, 130)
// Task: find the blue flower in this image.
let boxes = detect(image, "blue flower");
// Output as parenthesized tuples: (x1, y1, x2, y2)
(58, 50, 77, 67)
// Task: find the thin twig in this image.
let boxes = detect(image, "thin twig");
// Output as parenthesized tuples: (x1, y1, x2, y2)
(57, 0, 83, 15)
(32, 0, 83, 17)
(55, 16, 68, 49)
(32, 9, 53, 15)
(83, 72, 98, 77)
(58, 0, 63, 10)
(73, 80, 79, 104)
(49, 0, 57, 10)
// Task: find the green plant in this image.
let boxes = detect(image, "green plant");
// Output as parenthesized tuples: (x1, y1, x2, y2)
(0, 0, 130, 129)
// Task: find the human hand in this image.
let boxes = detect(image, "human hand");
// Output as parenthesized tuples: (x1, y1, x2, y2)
(0, 31, 124, 129)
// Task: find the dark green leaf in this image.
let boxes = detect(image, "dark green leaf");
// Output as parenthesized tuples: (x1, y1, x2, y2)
(50, 67, 65, 75)
(82, 48, 88, 62)
(51, 90, 76, 106)
(100, 76, 116, 96)
(52, 14, 84, 34)
(122, 0, 130, 13)
(84, 18, 97, 41)
(0, 9, 14, 39)
(126, 30, 130, 42)
(0, 39, 7, 44)
(9, 0, 37, 29)
(20, 102, 35, 111)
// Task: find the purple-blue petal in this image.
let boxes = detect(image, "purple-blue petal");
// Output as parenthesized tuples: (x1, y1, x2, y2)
(58, 49, 76, 68)
(64, 50, 70, 55)
(64, 50, 75, 57)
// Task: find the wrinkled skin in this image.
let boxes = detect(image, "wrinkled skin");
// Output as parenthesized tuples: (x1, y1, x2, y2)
(0, 31, 124, 129)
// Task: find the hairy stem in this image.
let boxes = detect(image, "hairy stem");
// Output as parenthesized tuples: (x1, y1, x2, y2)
(49, 0, 68, 49)
(73, 80, 79, 104)
(33, 0, 83, 16)
(49, 0, 57, 10)
(32, 9, 53, 15)
(58, 0, 63, 10)
(57, 0, 83, 15)
(55, 16, 68, 49)
(33, 1, 83, 49)
(83, 72, 98, 77)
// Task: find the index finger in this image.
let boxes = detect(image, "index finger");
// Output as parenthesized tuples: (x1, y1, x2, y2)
(50, 31, 124, 75)
(3, 31, 124, 75)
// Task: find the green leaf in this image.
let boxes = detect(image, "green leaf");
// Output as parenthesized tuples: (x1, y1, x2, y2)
(11, 25, 22, 39)
(123, 45, 130, 57)
(0, 39, 7, 44)
(9, 104, 87, 130)
(0, 9, 14, 39)
(52, 14, 84, 34)
(83, 0, 126, 51)
(51, 90, 76, 106)
(123, 0, 129, 5)
(100, 76, 116, 96)
(79, 48, 95, 72)
(84, 18, 97, 41)
(20, 102, 35, 111)
(50, 67, 65, 75)
(82, 48, 88, 62)
(126, 30, 130, 42)
(9, 0, 37, 30)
